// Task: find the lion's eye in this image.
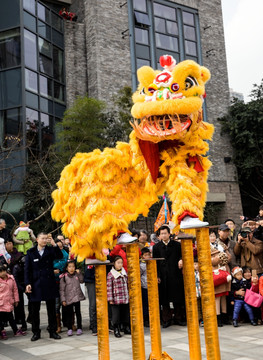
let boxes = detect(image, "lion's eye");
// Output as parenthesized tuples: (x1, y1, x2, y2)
(140, 87, 146, 95)
(185, 76, 198, 90)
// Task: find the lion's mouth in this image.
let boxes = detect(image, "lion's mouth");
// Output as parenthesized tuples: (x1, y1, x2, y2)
(131, 114, 192, 142)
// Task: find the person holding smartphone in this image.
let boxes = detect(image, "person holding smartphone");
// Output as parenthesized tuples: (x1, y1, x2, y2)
(234, 227, 263, 277)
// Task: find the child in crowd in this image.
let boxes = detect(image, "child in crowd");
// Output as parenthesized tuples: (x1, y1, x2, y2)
(194, 257, 203, 326)
(231, 266, 256, 327)
(140, 247, 151, 327)
(60, 260, 85, 336)
(107, 255, 131, 338)
(0, 264, 26, 339)
(13, 221, 36, 255)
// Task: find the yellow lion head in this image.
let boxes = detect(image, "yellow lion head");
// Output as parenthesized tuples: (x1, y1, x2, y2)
(131, 55, 210, 143)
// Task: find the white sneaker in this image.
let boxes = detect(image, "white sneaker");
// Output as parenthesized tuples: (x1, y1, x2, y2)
(117, 233, 138, 245)
(180, 216, 209, 229)
(85, 258, 110, 265)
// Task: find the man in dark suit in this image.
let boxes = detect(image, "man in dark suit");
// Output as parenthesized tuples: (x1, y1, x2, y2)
(153, 225, 185, 328)
(25, 232, 63, 341)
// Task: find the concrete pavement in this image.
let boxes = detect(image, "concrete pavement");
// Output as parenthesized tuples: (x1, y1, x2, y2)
(1, 297, 263, 360)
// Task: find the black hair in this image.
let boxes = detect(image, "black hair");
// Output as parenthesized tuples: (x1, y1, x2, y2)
(113, 255, 123, 263)
(0, 263, 8, 272)
(55, 238, 63, 244)
(157, 225, 170, 235)
(259, 205, 263, 211)
(194, 257, 198, 263)
(66, 260, 76, 268)
(242, 266, 251, 274)
(130, 228, 140, 237)
(141, 247, 150, 255)
(36, 232, 47, 238)
(224, 219, 235, 225)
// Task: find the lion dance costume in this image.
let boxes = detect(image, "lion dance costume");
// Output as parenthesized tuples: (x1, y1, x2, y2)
(52, 55, 221, 360)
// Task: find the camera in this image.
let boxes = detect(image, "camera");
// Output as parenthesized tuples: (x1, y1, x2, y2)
(240, 231, 249, 238)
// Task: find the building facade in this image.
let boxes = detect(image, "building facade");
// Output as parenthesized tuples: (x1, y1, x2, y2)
(0, 0, 66, 215)
(0, 0, 243, 224)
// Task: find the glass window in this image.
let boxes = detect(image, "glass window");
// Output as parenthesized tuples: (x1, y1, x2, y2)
(134, 11, 150, 26)
(166, 21, 178, 35)
(26, 107, 39, 150)
(135, 28, 149, 45)
(40, 97, 53, 114)
(37, 3, 50, 24)
(183, 11, 194, 26)
(39, 54, 52, 76)
(23, 0, 35, 15)
(25, 69, 38, 93)
(153, 3, 176, 21)
(154, 17, 165, 33)
(0, 69, 21, 110)
(26, 91, 38, 108)
(52, 29, 63, 48)
(0, 0, 20, 31)
(184, 25, 196, 41)
(51, 12, 63, 32)
(133, 0, 146, 12)
(54, 82, 64, 103)
(0, 28, 20, 70)
(155, 33, 178, 51)
(54, 102, 65, 118)
(185, 40, 197, 56)
(38, 20, 51, 40)
(53, 46, 64, 82)
(0, 108, 22, 148)
(24, 29, 37, 70)
(40, 113, 53, 149)
(38, 37, 52, 57)
(136, 44, 150, 59)
(39, 75, 52, 98)
(137, 58, 150, 68)
(24, 11, 36, 32)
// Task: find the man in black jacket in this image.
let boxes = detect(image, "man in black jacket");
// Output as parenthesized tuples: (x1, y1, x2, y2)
(25, 233, 63, 341)
(152, 225, 185, 328)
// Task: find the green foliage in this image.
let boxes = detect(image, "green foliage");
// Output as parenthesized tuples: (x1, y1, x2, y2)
(54, 95, 108, 165)
(203, 202, 224, 225)
(219, 79, 263, 204)
(103, 86, 133, 147)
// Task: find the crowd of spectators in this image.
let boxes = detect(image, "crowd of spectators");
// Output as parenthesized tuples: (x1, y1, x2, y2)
(1, 205, 263, 341)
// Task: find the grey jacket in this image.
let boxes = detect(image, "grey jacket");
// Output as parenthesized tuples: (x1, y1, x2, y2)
(140, 261, 147, 289)
(59, 271, 85, 305)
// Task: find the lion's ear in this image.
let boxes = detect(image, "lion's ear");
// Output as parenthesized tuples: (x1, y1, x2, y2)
(200, 66, 211, 83)
(137, 66, 156, 88)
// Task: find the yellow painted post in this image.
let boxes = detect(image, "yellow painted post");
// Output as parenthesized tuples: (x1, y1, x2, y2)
(126, 243, 146, 360)
(146, 259, 162, 359)
(95, 265, 110, 360)
(180, 235, 202, 360)
(196, 227, 221, 360)
(146, 259, 174, 360)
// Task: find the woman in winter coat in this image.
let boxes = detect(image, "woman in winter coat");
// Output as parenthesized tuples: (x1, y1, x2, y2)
(59, 260, 85, 336)
(107, 255, 131, 338)
(211, 245, 232, 327)
(0, 263, 26, 339)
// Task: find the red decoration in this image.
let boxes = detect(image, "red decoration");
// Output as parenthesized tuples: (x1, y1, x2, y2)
(160, 55, 173, 68)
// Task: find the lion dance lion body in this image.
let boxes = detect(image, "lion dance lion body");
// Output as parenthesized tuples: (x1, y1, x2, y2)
(51, 55, 214, 260)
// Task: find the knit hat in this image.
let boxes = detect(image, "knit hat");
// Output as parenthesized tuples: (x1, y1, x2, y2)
(19, 221, 26, 227)
(232, 266, 243, 277)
